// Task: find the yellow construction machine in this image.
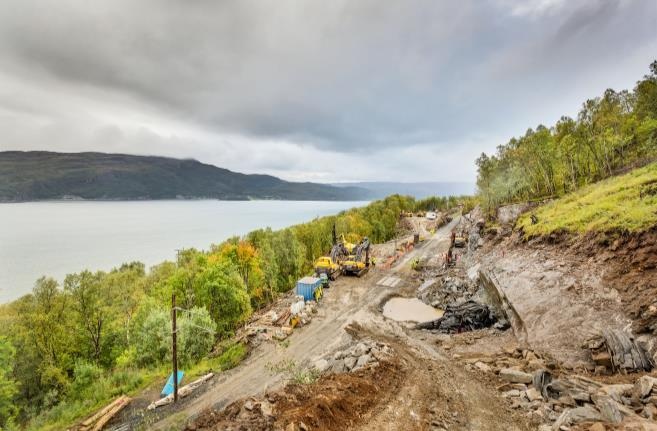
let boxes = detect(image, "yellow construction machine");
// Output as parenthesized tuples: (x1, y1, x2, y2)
(341, 234, 356, 254)
(314, 243, 347, 280)
(342, 237, 371, 277)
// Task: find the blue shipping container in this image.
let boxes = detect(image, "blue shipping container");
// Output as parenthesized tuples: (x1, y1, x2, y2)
(296, 276, 322, 301)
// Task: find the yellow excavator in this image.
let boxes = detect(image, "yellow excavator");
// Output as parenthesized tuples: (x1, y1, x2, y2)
(314, 242, 347, 280)
(342, 237, 371, 277)
(341, 234, 356, 254)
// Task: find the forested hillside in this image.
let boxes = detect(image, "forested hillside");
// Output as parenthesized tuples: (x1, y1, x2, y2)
(0, 152, 368, 202)
(476, 61, 657, 211)
(0, 195, 466, 430)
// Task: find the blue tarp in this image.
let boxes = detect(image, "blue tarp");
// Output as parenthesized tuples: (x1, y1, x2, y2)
(161, 370, 184, 397)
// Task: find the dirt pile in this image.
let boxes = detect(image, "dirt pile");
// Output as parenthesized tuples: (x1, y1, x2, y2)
(185, 360, 404, 431)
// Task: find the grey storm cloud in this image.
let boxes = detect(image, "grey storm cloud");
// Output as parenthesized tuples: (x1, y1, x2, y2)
(0, 0, 656, 180)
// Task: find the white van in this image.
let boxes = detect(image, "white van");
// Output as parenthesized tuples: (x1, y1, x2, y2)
(425, 211, 437, 220)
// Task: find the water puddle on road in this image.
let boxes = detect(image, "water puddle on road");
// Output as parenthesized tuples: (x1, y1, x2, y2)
(382, 297, 444, 323)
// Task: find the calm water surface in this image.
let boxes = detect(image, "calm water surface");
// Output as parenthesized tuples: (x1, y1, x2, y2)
(0, 200, 367, 303)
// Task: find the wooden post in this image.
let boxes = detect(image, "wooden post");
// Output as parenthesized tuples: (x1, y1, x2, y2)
(172, 293, 178, 403)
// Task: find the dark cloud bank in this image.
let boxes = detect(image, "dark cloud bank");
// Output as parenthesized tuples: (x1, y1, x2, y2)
(0, 0, 655, 181)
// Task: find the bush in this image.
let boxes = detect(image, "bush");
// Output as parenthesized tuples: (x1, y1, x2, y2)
(133, 307, 170, 367)
(69, 361, 103, 400)
(177, 307, 215, 366)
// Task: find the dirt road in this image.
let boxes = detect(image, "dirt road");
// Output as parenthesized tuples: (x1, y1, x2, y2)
(150, 217, 529, 430)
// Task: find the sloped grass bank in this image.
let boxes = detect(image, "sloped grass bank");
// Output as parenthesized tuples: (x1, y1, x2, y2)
(518, 162, 657, 236)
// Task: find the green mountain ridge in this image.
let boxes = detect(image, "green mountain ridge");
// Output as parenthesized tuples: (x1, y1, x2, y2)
(0, 151, 370, 202)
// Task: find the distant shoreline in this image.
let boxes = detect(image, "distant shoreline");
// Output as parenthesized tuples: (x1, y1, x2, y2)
(0, 197, 370, 204)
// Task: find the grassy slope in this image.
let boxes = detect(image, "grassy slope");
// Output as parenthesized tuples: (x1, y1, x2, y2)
(28, 342, 246, 431)
(517, 161, 657, 235)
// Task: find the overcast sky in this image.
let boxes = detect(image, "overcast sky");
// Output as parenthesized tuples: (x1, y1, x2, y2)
(0, 0, 655, 182)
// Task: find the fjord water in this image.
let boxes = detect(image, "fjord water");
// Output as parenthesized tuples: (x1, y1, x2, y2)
(0, 200, 366, 303)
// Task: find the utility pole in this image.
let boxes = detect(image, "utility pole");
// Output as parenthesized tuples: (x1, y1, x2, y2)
(172, 293, 178, 403)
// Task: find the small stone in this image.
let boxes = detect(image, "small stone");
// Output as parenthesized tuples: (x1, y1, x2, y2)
(354, 342, 369, 356)
(553, 395, 577, 408)
(333, 351, 345, 360)
(330, 359, 346, 373)
(356, 354, 372, 367)
(643, 403, 657, 420)
(553, 405, 603, 428)
(498, 383, 527, 392)
(313, 359, 330, 372)
(634, 376, 657, 399)
(344, 356, 357, 370)
(591, 394, 623, 424)
(526, 388, 543, 402)
(474, 361, 491, 372)
(599, 384, 633, 403)
(588, 423, 606, 431)
(526, 359, 546, 371)
(498, 368, 533, 384)
(244, 400, 254, 411)
(503, 389, 521, 398)
(260, 400, 274, 417)
(299, 422, 309, 431)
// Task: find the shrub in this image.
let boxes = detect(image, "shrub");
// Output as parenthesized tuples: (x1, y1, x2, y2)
(133, 307, 170, 367)
(177, 307, 215, 366)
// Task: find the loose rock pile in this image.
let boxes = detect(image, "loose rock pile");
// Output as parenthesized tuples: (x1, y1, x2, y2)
(459, 347, 657, 429)
(418, 275, 477, 308)
(315, 340, 394, 374)
(586, 329, 654, 374)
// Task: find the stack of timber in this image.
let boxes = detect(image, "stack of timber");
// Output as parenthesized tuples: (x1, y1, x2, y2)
(77, 395, 131, 431)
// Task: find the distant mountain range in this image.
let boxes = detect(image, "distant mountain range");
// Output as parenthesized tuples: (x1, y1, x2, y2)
(0, 152, 475, 202)
(0, 152, 369, 202)
(332, 181, 475, 199)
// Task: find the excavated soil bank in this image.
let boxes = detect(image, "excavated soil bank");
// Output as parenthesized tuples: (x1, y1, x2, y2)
(477, 225, 657, 368)
(525, 227, 657, 335)
(186, 360, 405, 431)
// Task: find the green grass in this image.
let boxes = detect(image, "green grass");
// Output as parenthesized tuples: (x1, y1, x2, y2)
(185, 341, 247, 379)
(518, 161, 657, 236)
(26, 368, 161, 431)
(26, 342, 247, 431)
(265, 359, 320, 385)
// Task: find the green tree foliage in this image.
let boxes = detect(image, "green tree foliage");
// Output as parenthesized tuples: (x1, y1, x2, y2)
(194, 261, 251, 338)
(476, 61, 657, 211)
(177, 307, 215, 366)
(0, 337, 18, 428)
(132, 306, 170, 367)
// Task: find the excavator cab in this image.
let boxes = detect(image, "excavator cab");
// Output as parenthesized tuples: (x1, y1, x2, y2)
(314, 243, 348, 280)
(341, 234, 356, 254)
(343, 237, 371, 277)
